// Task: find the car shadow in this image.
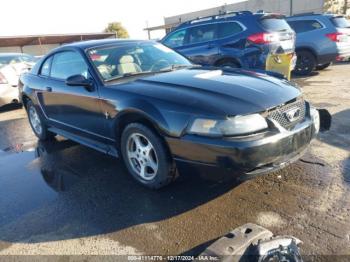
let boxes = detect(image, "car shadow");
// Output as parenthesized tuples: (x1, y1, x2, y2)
(0, 138, 242, 245)
(291, 71, 319, 80)
(317, 109, 350, 151)
(332, 61, 350, 67)
(0, 103, 22, 113)
(315, 109, 350, 184)
(342, 157, 350, 183)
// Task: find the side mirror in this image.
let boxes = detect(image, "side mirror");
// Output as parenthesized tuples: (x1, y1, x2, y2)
(66, 74, 94, 91)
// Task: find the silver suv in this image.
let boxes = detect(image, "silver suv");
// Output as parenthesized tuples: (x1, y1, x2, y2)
(287, 13, 350, 75)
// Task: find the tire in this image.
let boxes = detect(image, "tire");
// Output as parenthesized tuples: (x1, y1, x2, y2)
(293, 51, 316, 76)
(120, 123, 177, 189)
(26, 100, 55, 141)
(316, 62, 331, 71)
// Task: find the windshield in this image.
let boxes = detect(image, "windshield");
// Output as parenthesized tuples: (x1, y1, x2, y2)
(331, 17, 350, 28)
(88, 42, 192, 81)
(260, 16, 292, 32)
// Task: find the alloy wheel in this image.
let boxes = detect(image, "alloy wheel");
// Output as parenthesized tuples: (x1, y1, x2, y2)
(126, 133, 158, 180)
(29, 106, 42, 135)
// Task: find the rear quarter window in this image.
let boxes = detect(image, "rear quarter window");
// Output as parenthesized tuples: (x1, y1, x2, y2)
(40, 56, 53, 76)
(288, 20, 323, 33)
(218, 22, 243, 38)
(260, 17, 291, 32)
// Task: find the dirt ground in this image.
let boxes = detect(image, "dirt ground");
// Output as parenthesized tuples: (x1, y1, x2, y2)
(0, 63, 349, 260)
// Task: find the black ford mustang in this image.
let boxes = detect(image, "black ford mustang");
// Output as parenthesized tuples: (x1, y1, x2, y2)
(19, 39, 321, 189)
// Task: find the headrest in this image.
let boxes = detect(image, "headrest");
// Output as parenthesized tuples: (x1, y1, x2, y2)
(119, 55, 134, 64)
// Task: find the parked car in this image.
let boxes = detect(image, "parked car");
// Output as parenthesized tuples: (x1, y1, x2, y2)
(0, 53, 37, 70)
(0, 65, 20, 107)
(286, 13, 350, 75)
(0, 53, 38, 107)
(20, 39, 322, 189)
(161, 11, 296, 76)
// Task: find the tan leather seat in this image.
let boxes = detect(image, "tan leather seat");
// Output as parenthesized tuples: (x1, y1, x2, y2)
(117, 55, 142, 75)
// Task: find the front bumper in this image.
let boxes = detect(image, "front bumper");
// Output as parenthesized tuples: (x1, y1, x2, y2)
(166, 117, 317, 177)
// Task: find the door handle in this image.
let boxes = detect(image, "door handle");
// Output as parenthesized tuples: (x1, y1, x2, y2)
(46, 87, 52, 92)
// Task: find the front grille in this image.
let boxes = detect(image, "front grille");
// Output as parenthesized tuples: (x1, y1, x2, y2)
(267, 99, 306, 130)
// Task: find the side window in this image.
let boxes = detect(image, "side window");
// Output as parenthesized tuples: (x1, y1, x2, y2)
(187, 24, 218, 44)
(288, 20, 323, 33)
(218, 22, 243, 38)
(40, 56, 53, 77)
(163, 29, 186, 48)
(51, 51, 88, 80)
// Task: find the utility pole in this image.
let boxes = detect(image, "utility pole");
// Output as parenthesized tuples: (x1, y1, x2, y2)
(343, 0, 348, 15)
(146, 21, 151, 40)
(290, 0, 293, 16)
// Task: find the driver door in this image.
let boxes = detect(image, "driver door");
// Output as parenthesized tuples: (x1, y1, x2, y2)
(39, 51, 106, 140)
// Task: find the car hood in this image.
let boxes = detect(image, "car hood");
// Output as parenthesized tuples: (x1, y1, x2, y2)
(114, 68, 301, 116)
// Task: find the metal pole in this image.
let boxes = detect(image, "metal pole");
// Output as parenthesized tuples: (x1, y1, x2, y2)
(146, 21, 151, 40)
(344, 0, 348, 15)
(38, 37, 44, 55)
(290, 0, 293, 16)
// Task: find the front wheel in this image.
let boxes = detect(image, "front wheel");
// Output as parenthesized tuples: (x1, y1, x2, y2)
(293, 51, 316, 76)
(26, 100, 55, 140)
(121, 123, 177, 189)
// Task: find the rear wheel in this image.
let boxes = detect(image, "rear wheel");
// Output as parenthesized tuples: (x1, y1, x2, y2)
(121, 123, 177, 189)
(26, 100, 55, 140)
(316, 62, 331, 71)
(293, 51, 316, 76)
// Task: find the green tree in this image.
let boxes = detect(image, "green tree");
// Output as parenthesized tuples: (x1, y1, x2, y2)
(104, 22, 129, 38)
(324, 0, 349, 15)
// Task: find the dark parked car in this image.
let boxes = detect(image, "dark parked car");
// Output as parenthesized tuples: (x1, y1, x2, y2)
(20, 39, 321, 189)
(287, 13, 350, 75)
(161, 11, 296, 71)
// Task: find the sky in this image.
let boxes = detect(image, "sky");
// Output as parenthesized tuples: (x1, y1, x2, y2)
(0, 0, 243, 40)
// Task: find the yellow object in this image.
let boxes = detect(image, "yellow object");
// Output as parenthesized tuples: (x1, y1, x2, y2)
(266, 53, 295, 80)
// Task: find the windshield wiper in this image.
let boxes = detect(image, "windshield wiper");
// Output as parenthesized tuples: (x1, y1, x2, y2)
(105, 71, 157, 82)
(157, 64, 200, 73)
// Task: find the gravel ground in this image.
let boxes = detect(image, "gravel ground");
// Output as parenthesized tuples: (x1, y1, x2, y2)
(0, 63, 349, 260)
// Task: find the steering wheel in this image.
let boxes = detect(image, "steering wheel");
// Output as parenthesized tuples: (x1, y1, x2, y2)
(150, 59, 171, 72)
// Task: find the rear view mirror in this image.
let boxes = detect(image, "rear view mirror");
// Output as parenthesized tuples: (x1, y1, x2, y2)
(66, 74, 94, 91)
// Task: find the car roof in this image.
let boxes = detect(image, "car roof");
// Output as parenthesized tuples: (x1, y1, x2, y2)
(175, 11, 262, 29)
(287, 13, 341, 19)
(63, 39, 152, 50)
(174, 11, 288, 31)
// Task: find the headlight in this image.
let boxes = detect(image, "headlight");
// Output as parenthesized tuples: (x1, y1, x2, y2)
(188, 114, 268, 136)
(310, 107, 320, 134)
